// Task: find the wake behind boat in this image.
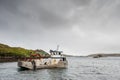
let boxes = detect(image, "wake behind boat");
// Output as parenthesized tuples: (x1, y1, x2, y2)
(18, 50, 68, 70)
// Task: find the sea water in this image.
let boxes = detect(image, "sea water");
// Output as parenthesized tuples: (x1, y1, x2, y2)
(0, 57, 120, 80)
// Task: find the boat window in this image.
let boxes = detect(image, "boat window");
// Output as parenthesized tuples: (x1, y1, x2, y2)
(59, 52, 61, 55)
(53, 52, 55, 55)
(63, 58, 66, 61)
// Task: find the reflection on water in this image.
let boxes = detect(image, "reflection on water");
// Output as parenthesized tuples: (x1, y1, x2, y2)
(0, 57, 120, 80)
(47, 68, 67, 80)
(17, 68, 68, 80)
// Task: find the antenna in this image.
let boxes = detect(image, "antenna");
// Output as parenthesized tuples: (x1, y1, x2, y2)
(56, 45, 59, 51)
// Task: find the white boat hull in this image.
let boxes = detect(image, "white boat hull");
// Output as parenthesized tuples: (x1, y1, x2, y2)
(18, 58, 68, 70)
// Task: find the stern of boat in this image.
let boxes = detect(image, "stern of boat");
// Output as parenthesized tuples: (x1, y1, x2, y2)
(18, 61, 33, 70)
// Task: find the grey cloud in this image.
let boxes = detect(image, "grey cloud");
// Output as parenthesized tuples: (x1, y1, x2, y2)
(70, 0, 91, 6)
(0, 0, 120, 55)
(0, 0, 72, 29)
(0, 0, 22, 13)
(0, 0, 92, 30)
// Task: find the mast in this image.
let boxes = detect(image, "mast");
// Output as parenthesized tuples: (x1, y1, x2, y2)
(56, 45, 59, 51)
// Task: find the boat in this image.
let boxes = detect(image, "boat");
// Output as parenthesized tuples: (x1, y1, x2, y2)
(18, 49, 68, 70)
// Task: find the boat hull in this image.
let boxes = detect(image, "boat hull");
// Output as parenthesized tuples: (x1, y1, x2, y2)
(18, 59, 68, 70)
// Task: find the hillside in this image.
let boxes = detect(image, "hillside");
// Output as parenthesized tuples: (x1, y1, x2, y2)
(88, 53, 120, 58)
(62, 54, 74, 57)
(0, 43, 49, 58)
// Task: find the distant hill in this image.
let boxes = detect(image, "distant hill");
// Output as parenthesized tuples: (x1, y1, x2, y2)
(62, 54, 85, 57)
(62, 54, 74, 57)
(88, 53, 120, 58)
(0, 43, 49, 58)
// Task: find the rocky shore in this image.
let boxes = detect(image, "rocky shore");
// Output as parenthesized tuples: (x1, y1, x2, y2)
(0, 57, 18, 62)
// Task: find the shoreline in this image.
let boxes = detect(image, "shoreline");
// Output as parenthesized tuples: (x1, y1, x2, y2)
(0, 58, 18, 62)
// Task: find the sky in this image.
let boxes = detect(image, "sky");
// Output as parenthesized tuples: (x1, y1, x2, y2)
(0, 0, 120, 56)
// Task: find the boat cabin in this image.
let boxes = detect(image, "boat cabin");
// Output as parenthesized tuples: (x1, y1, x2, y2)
(49, 50, 63, 55)
(49, 50, 66, 61)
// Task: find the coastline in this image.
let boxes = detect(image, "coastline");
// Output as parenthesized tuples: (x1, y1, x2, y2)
(0, 58, 18, 62)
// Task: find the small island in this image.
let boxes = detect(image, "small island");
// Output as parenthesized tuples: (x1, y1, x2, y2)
(88, 53, 120, 58)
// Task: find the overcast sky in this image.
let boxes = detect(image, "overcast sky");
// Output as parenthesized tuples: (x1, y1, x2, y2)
(0, 0, 120, 56)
